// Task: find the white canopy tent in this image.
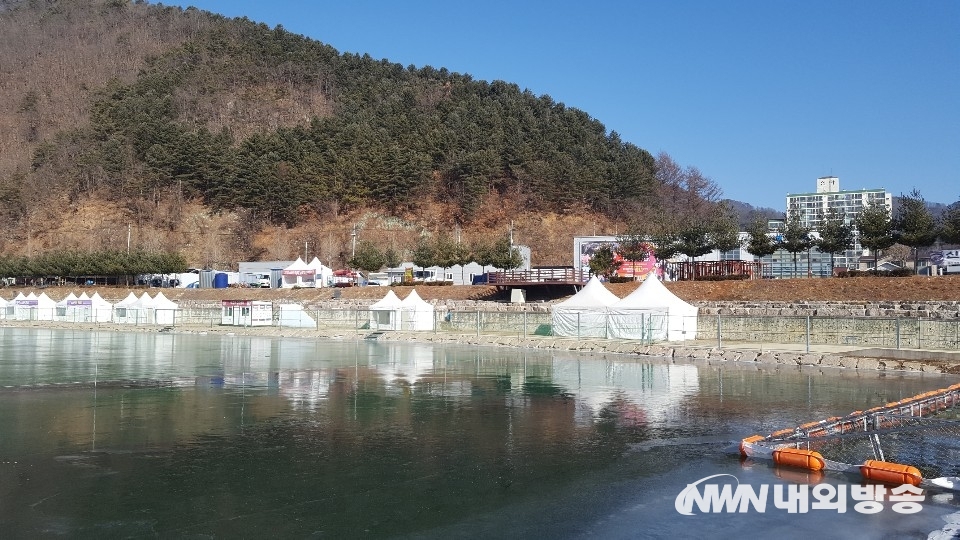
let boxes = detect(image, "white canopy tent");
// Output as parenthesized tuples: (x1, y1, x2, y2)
(369, 290, 403, 331)
(12, 292, 30, 320)
(307, 257, 334, 287)
(0, 295, 8, 319)
(608, 274, 698, 341)
(399, 290, 435, 331)
(34, 293, 57, 321)
(152, 292, 179, 325)
(89, 292, 114, 323)
(114, 292, 140, 324)
(280, 258, 316, 288)
(551, 276, 620, 338)
(56, 292, 79, 322)
(131, 293, 156, 324)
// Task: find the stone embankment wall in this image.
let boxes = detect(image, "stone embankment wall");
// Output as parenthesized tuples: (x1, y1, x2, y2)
(698, 301, 960, 319)
(290, 299, 960, 319)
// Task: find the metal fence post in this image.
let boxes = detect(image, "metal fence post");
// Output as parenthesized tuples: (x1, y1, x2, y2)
(896, 318, 900, 349)
(918, 317, 922, 349)
(477, 310, 481, 337)
(806, 315, 811, 353)
(717, 314, 722, 349)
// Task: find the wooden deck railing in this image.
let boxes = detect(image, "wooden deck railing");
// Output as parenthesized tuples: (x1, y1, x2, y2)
(486, 268, 589, 285)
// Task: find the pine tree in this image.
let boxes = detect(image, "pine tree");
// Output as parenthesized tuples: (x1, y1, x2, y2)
(855, 200, 895, 273)
(893, 189, 937, 273)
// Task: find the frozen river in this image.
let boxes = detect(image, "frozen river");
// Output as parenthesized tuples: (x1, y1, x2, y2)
(0, 327, 958, 538)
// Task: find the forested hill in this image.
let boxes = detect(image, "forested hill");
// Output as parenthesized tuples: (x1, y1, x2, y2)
(0, 0, 718, 268)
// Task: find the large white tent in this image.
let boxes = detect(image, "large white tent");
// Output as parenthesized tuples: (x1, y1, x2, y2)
(280, 258, 316, 288)
(0, 295, 7, 319)
(607, 274, 698, 341)
(551, 276, 620, 338)
(369, 290, 403, 331)
(399, 290, 435, 331)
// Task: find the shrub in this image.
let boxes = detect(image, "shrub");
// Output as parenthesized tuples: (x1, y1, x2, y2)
(836, 269, 913, 278)
(696, 274, 751, 282)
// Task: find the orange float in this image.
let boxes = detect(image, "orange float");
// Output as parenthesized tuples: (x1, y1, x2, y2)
(772, 448, 826, 471)
(860, 460, 922, 486)
(739, 435, 765, 457)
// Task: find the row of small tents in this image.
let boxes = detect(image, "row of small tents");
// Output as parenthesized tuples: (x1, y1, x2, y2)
(369, 290, 435, 331)
(0, 291, 179, 325)
(551, 275, 699, 341)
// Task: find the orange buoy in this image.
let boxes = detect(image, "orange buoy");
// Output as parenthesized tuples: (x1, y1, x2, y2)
(772, 448, 826, 471)
(860, 460, 922, 486)
(739, 435, 765, 457)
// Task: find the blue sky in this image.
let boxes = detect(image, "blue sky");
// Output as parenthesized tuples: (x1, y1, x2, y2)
(157, 1, 959, 210)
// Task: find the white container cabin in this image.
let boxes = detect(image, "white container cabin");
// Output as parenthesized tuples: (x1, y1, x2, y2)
(221, 300, 273, 327)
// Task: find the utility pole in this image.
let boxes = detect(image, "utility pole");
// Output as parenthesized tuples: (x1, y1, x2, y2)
(351, 225, 357, 259)
(127, 224, 131, 254)
(304, 241, 309, 260)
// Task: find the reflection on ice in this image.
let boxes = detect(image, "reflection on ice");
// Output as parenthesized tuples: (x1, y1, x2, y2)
(550, 356, 699, 425)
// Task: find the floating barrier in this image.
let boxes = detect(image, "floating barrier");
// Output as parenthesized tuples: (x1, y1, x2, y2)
(740, 384, 960, 489)
(773, 448, 826, 471)
(860, 460, 922, 486)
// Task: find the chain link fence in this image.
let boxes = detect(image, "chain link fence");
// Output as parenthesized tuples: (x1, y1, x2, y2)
(4, 305, 959, 351)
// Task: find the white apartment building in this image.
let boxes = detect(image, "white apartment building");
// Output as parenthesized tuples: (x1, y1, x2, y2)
(785, 176, 892, 270)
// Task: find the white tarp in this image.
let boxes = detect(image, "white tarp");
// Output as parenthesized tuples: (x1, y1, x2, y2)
(369, 290, 403, 331)
(399, 290, 435, 331)
(608, 274, 698, 341)
(278, 304, 317, 328)
(551, 276, 620, 338)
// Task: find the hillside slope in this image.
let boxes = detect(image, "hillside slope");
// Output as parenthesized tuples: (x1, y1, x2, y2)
(0, 0, 696, 269)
